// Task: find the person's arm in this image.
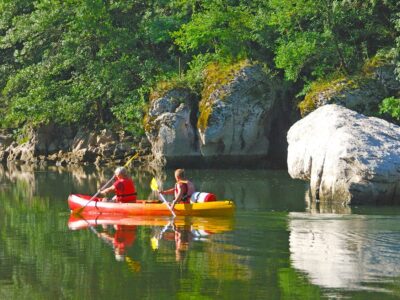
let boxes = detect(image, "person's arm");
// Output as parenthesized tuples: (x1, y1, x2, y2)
(160, 187, 174, 195)
(100, 185, 116, 195)
(170, 184, 183, 210)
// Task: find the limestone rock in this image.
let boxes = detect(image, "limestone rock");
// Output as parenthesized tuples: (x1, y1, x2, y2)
(145, 63, 293, 167)
(2, 125, 137, 165)
(373, 63, 400, 92)
(287, 104, 400, 204)
(198, 63, 290, 165)
(300, 62, 400, 118)
(145, 89, 200, 167)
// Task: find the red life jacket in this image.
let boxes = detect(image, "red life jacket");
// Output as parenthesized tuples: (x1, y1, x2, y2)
(174, 180, 195, 203)
(113, 225, 137, 252)
(113, 177, 137, 203)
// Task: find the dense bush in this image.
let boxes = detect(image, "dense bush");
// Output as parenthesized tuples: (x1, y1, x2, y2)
(0, 0, 399, 135)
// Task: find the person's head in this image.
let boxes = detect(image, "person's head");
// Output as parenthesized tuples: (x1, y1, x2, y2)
(174, 169, 185, 181)
(115, 166, 128, 178)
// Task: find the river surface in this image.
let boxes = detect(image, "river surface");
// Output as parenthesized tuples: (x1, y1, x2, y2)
(0, 163, 399, 299)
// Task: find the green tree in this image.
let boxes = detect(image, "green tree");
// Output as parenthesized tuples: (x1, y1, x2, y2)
(0, 0, 399, 134)
(0, 0, 187, 134)
(269, 0, 399, 81)
(172, 0, 273, 64)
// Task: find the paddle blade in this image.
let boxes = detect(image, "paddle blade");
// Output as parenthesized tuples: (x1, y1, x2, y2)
(123, 152, 139, 168)
(150, 177, 159, 192)
(151, 237, 159, 250)
(125, 256, 141, 272)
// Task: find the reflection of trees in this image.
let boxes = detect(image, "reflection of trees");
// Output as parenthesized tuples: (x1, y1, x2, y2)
(0, 164, 155, 202)
(0, 179, 315, 300)
(155, 169, 306, 211)
(0, 163, 37, 201)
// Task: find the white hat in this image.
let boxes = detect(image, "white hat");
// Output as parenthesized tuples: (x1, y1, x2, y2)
(114, 167, 127, 177)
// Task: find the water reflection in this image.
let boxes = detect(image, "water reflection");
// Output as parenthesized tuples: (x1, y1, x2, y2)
(3, 163, 400, 298)
(68, 214, 234, 264)
(156, 169, 306, 211)
(289, 212, 400, 293)
(305, 188, 352, 214)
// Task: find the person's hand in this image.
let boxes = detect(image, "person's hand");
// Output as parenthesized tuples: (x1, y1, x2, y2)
(159, 190, 165, 195)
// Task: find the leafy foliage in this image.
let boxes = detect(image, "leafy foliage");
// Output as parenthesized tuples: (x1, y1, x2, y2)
(0, 0, 186, 134)
(380, 96, 400, 122)
(0, 0, 399, 134)
(269, 0, 399, 81)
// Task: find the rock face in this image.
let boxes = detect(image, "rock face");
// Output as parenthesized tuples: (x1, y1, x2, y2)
(300, 62, 400, 118)
(1, 124, 142, 165)
(145, 89, 200, 167)
(306, 78, 385, 116)
(287, 104, 400, 205)
(145, 62, 293, 167)
(198, 64, 289, 165)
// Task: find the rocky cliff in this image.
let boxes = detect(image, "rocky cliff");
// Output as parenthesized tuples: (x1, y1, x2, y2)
(145, 61, 294, 168)
(0, 125, 145, 166)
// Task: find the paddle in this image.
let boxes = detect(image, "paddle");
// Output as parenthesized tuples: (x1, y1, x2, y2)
(74, 152, 139, 214)
(151, 220, 174, 250)
(150, 177, 176, 217)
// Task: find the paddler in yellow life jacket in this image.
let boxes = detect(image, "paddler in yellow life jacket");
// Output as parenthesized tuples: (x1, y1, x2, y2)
(161, 169, 195, 210)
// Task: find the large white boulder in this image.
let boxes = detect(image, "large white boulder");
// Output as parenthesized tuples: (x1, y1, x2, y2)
(287, 104, 400, 204)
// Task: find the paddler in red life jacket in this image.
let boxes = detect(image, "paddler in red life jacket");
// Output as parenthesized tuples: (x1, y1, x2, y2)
(161, 169, 195, 210)
(100, 167, 137, 203)
(97, 225, 138, 263)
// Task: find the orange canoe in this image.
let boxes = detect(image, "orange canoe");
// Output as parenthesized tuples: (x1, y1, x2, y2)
(68, 194, 235, 216)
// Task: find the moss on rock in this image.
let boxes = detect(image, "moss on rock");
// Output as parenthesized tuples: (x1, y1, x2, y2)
(149, 80, 188, 103)
(197, 60, 251, 131)
(299, 76, 358, 116)
(362, 49, 394, 75)
(299, 50, 397, 117)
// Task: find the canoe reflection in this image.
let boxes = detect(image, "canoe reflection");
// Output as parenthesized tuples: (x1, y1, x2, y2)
(68, 214, 234, 263)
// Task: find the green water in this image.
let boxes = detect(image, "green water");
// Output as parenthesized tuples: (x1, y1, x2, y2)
(0, 164, 400, 299)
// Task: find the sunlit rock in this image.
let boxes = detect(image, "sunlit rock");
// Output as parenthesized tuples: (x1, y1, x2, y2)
(145, 62, 294, 168)
(287, 104, 400, 204)
(198, 62, 291, 166)
(145, 88, 200, 167)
